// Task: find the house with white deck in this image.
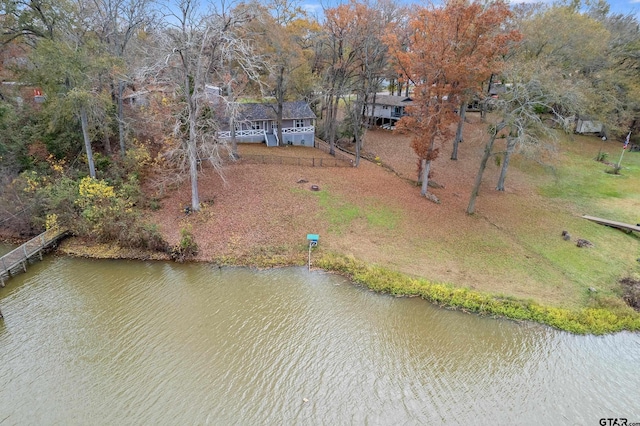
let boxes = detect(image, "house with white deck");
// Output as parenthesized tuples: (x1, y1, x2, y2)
(217, 101, 316, 147)
(364, 95, 413, 127)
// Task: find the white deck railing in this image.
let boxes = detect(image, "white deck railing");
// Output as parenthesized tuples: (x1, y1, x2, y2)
(274, 126, 315, 134)
(218, 126, 315, 139)
(218, 129, 266, 139)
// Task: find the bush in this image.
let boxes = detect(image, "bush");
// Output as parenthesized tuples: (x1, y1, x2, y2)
(140, 224, 169, 252)
(605, 165, 621, 175)
(595, 151, 608, 162)
(22, 174, 167, 252)
(117, 221, 168, 252)
(620, 278, 640, 311)
(170, 226, 198, 262)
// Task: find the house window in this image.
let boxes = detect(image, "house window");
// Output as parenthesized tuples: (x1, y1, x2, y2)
(294, 119, 305, 128)
(251, 121, 262, 130)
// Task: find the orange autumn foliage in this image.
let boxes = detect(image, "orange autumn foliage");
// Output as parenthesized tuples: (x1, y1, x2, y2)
(386, 0, 521, 168)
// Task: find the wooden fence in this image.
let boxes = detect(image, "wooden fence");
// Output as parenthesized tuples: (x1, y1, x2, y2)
(239, 154, 353, 168)
(313, 138, 357, 164)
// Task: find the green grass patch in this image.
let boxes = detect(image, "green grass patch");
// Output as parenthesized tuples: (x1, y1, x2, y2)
(364, 205, 400, 230)
(540, 152, 627, 201)
(293, 187, 401, 234)
(539, 136, 640, 222)
(522, 223, 638, 296)
(312, 190, 360, 234)
(316, 253, 640, 335)
(519, 134, 640, 302)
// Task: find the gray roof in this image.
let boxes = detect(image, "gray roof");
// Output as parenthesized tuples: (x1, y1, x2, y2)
(238, 101, 316, 121)
(369, 95, 413, 107)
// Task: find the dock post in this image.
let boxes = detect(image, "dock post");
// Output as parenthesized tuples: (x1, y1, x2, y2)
(306, 234, 319, 271)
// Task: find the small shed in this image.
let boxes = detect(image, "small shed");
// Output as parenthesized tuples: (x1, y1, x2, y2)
(575, 116, 603, 134)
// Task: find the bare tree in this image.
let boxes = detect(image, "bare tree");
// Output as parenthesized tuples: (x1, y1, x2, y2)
(344, 0, 395, 167)
(86, 0, 158, 154)
(466, 65, 579, 214)
(159, 0, 261, 211)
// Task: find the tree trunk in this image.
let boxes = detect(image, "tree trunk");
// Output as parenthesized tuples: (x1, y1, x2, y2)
(467, 122, 505, 214)
(481, 74, 494, 123)
(368, 92, 378, 129)
(421, 158, 430, 196)
(118, 80, 126, 155)
(230, 115, 238, 159)
(329, 96, 338, 156)
(323, 93, 333, 145)
(354, 129, 361, 167)
(227, 83, 238, 159)
(420, 135, 436, 196)
(276, 66, 284, 147)
(353, 96, 363, 167)
(496, 136, 516, 191)
(185, 73, 199, 211)
(276, 102, 284, 147)
(80, 106, 96, 178)
(102, 130, 112, 155)
(189, 111, 200, 211)
(451, 100, 467, 160)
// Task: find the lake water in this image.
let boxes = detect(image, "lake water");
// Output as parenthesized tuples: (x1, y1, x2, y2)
(0, 255, 639, 424)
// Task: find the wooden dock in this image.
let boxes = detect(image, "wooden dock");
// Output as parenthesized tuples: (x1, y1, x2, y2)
(582, 215, 640, 233)
(0, 228, 69, 286)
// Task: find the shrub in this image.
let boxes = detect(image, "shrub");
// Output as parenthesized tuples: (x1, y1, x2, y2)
(314, 253, 640, 334)
(123, 142, 152, 177)
(117, 222, 168, 252)
(605, 165, 621, 175)
(595, 151, 608, 162)
(620, 278, 640, 311)
(170, 226, 198, 262)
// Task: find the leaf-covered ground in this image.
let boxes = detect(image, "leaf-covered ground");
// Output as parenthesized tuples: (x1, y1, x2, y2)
(147, 114, 640, 309)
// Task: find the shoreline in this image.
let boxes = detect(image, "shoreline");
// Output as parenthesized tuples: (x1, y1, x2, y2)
(44, 236, 640, 335)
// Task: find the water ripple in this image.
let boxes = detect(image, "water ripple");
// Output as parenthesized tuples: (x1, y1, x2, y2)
(0, 260, 639, 424)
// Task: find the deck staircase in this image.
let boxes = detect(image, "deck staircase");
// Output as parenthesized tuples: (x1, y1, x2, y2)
(266, 134, 278, 147)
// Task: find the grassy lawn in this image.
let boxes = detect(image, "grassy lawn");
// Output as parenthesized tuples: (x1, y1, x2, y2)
(73, 127, 639, 333)
(534, 134, 640, 293)
(356, 128, 640, 312)
(306, 130, 640, 333)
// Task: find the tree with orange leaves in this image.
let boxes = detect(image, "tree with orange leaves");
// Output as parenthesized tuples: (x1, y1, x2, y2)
(386, 0, 519, 201)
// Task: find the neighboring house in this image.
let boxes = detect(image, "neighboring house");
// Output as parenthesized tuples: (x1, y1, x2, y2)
(488, 82, 507, 98)
(205, 84, 222, 102)
(574, 115, 604, 134)
(364, 95, 413, 127)
(217, 101, 316, 147)
(122, 90, 150, 106)
(1, 81, 45, 105)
